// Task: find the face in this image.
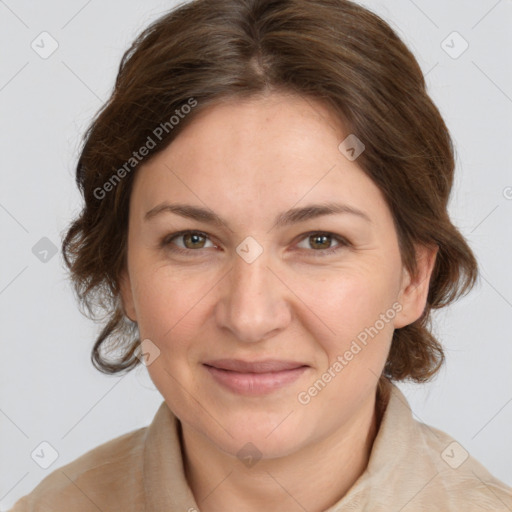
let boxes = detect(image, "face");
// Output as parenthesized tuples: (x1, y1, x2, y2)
(120, 92, 436, 459)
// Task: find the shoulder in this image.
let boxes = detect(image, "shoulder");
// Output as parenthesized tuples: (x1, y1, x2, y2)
(8, 426, 148, 512)
(408, 413, 512, 510)
(372, 382, 512, 511)
(418, 423, 512, 510)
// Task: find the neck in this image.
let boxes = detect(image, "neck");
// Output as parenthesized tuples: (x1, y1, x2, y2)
(180, 386, 385, 512)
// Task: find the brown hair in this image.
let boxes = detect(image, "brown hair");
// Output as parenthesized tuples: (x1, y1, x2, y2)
(61, 0, 478, 382)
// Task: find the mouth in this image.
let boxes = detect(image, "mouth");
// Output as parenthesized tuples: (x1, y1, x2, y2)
(202, 359, 310, 395)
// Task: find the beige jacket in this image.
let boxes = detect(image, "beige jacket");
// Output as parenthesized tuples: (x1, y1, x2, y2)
(9, 382, 512, 511)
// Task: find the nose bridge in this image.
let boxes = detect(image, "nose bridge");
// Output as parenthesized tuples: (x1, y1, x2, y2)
(216, 242, 290, 343)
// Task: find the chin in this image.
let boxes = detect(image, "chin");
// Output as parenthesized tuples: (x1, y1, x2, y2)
(205, 409, 313, 460)
(219, 429, 307, 462)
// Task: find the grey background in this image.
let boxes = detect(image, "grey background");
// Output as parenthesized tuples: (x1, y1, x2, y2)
(1, 0, 511, 508)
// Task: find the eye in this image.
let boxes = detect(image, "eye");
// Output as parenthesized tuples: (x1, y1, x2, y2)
(161, 230, 216, 255)
(294, 232, 349, 257)
(160, 230, 350, 257)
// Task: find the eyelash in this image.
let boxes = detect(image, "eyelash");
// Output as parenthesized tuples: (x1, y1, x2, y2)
(159, 230, 351, 258)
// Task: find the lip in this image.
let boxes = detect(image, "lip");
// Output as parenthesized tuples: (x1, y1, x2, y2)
(203, 358, 307, 373)
(203, 359, 309, 395)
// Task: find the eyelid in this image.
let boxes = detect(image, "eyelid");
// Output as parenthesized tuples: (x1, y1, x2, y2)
(161, 230, 217, 251)
(293, 231, 350, 252)
(161, 230, 351, 256)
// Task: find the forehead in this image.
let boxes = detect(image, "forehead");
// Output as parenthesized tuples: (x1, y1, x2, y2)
(156, 92, 346, 177)
(130, 93, 389, 226)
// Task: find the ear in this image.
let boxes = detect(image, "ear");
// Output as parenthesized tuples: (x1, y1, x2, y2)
(393, 244, 439, 329)
(119, 268, 137, 322)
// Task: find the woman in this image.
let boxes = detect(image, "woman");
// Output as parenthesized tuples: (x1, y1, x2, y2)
(10, 0, 511, 510)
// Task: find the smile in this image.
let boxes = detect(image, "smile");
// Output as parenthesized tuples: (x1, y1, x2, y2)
(203, 359, 309, 395)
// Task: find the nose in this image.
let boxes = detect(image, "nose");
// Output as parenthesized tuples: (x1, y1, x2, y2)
(215, 248, 292, 344)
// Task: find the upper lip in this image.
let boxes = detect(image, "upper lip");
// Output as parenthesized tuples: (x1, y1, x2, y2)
(203, 359, 308, 373)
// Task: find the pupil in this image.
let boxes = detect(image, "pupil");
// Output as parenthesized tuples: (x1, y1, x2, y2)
(313, 234, 329, 249)
(187, 234, 203, 248)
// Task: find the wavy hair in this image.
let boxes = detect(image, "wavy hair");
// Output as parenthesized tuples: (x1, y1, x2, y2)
(61, 0, 478, 381)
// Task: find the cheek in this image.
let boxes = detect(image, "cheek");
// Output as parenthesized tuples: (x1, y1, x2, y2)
(131, 264, 205, 339)
(129, 264, 220, 401)
(299, 265, 399, 346)
(131, 245, 401, 357)
(298, 273, 397, 406)
(132, 267, 207, 413)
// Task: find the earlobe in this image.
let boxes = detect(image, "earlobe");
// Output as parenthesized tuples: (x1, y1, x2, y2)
(393, 244, 438, 329)
(119, 268, 137, 322)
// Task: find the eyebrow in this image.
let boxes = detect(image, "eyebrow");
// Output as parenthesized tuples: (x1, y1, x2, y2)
(144, 201, 372, 229)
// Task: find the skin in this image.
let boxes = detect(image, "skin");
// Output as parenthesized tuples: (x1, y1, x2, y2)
(120, 91, 437, 512)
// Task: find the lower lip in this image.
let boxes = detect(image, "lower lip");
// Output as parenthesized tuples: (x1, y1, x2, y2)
(204, 365, 309, 395)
